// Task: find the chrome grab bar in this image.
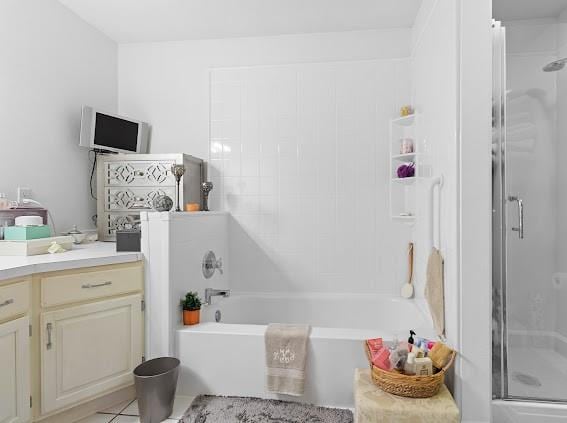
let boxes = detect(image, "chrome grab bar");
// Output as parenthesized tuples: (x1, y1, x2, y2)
(0, 298, 14, 308)
(81, 281, 112, 289)
(46, 323, 53, 350)
(508, 195, 524, 239)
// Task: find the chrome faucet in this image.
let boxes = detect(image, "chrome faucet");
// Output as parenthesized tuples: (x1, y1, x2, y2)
(204, 288, 230, 305)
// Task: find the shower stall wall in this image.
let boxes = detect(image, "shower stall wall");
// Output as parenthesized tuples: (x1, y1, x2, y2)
(492, 8, 567, 420)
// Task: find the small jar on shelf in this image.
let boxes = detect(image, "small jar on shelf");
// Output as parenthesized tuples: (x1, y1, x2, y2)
(400, 138, 414, 154)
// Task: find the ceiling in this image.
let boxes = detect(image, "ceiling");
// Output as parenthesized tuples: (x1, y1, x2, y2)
(57, 0, 422, 43)
(493, 0, 567, 20)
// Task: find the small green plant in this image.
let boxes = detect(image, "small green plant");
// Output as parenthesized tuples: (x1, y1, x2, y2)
(181, 291, 202, 311)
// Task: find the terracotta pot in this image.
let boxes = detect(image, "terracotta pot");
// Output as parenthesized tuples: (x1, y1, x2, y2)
(183, 309, 200, 325)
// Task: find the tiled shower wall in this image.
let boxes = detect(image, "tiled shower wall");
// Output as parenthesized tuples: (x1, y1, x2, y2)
(209, 60, 412, 293)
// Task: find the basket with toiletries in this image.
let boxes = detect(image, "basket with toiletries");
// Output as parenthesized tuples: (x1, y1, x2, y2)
(364, 330, 456, 398)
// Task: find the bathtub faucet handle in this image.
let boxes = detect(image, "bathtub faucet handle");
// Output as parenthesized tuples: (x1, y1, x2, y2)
(202, 250, 223, 279)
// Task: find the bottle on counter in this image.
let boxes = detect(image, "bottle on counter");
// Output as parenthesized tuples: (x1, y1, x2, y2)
(0, 193, 9, 210)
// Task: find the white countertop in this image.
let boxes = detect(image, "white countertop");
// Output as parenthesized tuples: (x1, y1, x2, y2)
(0, 242, 142, 281)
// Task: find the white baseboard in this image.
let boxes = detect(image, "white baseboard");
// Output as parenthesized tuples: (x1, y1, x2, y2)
(34, 385, 135, 423)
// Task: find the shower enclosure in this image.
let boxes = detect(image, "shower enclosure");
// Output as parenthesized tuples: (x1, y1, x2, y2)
(492, 3, 567, 413)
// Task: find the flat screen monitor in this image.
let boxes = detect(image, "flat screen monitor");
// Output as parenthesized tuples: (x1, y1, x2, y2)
(79, 106, 149, 154)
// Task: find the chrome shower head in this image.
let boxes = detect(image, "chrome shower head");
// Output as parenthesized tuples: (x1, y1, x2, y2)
(543, 58, 567, 72)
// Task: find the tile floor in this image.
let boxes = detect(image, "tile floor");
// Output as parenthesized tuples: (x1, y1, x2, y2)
(77, 395, 195, 423)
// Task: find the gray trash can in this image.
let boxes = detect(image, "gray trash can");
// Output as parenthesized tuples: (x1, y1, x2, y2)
(134, 357, 180, 423)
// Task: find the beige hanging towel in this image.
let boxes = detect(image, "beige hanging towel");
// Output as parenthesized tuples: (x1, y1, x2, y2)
(265, 324, 310, 396)
(425, 247, 445, 337)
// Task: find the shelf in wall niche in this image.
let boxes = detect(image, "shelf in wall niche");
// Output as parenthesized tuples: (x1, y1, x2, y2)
(389, 113, 419, 223)
(392, 153, 418, 161)
(391, 114, 415, 126)
(391, 177, 417, 185)
(391, 215, 416, 224)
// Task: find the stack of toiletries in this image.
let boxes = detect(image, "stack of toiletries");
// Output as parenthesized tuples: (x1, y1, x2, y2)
(0, 215, 74, 256)
(4, 216, 51, 240)
(365, 330, 456, 398)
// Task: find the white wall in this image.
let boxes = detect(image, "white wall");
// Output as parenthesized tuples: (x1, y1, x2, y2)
(410, 0, 459, 344)
(410, 0, 467, 413)
(140, 211, 229, 358)
(412, 2, 492, 420)
(0, 0, 117, 232)
(119, 29, 414, 294)
(118, 29, 410, 160)
(460, 0, 493, 421)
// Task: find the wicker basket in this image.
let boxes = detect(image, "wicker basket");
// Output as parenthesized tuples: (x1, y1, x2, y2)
(364, 343, 456, 398)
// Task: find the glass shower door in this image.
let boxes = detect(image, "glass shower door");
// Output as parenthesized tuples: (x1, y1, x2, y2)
(493, 16, 567, 402)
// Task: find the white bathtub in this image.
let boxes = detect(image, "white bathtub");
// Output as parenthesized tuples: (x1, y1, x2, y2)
(175, 293, 434, 407)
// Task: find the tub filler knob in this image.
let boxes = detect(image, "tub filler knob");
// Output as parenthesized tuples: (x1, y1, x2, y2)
(202, 250, 223, 279)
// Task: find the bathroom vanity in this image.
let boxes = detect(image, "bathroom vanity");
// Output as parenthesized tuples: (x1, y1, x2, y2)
(0, 243, 144, 423)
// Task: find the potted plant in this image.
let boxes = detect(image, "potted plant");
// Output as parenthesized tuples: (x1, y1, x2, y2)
(181, 291, 202, 325)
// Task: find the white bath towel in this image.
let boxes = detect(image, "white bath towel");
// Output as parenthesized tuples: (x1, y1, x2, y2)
(265, 324, 310, 396)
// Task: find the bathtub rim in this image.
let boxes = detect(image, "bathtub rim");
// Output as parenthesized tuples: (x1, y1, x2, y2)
(196, 291, 435, 338)
(203, 291, 433, 317)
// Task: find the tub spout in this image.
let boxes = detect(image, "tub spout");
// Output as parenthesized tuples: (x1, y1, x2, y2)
(205, 288, 230, 305)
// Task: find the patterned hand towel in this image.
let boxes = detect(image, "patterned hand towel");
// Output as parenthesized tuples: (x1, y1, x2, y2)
(265, 323, 311, 396)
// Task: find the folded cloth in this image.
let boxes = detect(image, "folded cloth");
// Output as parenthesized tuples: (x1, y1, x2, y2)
(366, 338, 391, 370)
(429, 342, 454, 369)
(425, 247, 445, 337)
(366, 338, 384, 351)
(371, 347, 391, 370)
(265, 324, 310, 396)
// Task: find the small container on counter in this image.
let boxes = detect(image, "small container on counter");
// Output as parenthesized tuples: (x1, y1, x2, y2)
(414, 357, 433, 376)
(0, 193, 9, 210)
(184, 203, 200, 212)
(116, 229, 141, 252)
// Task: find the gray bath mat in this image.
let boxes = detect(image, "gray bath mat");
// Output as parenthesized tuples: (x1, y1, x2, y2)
(180, 395, 353, 423)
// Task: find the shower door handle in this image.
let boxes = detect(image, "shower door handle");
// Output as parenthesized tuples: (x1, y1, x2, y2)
(508, 195, 524, 239)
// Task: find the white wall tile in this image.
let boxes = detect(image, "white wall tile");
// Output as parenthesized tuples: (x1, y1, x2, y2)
(212, 60, 412, 293)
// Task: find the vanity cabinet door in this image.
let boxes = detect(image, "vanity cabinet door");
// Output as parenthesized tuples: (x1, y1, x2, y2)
(40, 295, 143, 414)
(0, 316, 30, 423)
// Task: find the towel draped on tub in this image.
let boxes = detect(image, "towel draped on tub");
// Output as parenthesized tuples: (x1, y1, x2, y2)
(265, 323, 311, 396)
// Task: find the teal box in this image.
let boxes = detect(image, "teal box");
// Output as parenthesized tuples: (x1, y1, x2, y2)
(4, 225, 52, 240)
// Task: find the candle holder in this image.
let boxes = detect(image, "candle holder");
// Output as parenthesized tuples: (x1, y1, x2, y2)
(171, 164, 186, 211)
(201, 181, 214, 211)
